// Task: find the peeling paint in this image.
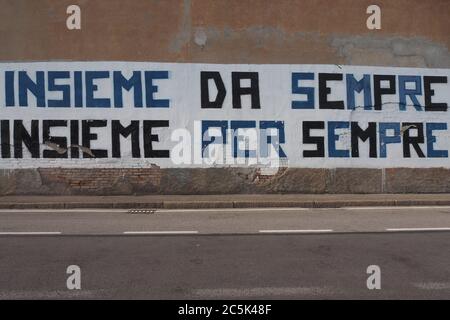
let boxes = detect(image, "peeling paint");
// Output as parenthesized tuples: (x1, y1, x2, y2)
(44, 141, 67, 154)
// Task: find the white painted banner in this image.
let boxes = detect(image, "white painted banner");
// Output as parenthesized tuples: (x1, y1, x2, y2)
(0, 62, 449, 169)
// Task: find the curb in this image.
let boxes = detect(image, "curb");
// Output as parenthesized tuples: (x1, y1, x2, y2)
(1, 199, 450, 210)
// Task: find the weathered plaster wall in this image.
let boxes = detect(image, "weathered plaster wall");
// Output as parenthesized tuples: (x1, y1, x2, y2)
(1, 0, 449, 65)
(0, 0, 449, 195)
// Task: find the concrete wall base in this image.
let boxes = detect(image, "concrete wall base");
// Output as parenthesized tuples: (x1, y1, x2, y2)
(1, 167, 449, 195)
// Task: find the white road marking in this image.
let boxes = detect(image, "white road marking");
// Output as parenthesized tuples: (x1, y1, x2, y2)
(386, 227, 450, 232)
(413, 282, 450, 290)
(259, 229, 333, 233)
(123, 231, 199, 235)
(0, 290, 107, 299)
(343, 206, 450, 210)
(192, 286, 333, 298)
(0, 232, 62, 235)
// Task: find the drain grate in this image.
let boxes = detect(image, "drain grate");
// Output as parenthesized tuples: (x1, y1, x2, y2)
(127, 209, 156, 214)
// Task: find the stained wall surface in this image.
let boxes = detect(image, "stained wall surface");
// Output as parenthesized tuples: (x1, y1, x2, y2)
(0, 0, 449, 195)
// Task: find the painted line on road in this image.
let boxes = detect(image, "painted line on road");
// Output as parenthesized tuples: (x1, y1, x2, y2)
(0, 232, 62, 235)
(123, 231, 199, 235)
(259, 229, 333, 234)
(192, 286, 333, 298)
(0, 228, 448, 236)
(386, 227, 450, 232)
(343, 206, 450, 210)
(413, 282, 450, 290)
(0, 289, 107, 299)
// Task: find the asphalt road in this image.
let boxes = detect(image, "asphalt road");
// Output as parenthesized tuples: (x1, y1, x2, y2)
(0, 206, 449, 299)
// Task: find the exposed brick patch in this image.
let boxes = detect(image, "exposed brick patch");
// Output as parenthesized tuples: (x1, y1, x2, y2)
(385, 168, 450, 193)
(330, 168, 382, 193)
(38, 168, 162, 194)
(1, 167, 450, 195)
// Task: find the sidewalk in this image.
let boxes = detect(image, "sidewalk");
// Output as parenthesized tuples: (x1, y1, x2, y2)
(1, 194, 450, 209)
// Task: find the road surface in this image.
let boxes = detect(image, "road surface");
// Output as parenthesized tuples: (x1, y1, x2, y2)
(0, 206, 449, 299)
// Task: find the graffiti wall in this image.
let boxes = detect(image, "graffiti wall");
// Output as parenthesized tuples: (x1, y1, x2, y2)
(1, 62, 449, 170)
